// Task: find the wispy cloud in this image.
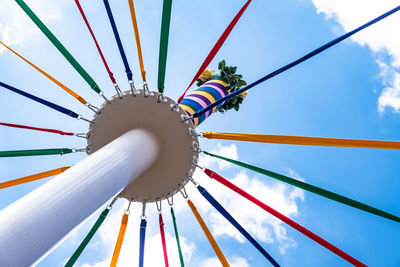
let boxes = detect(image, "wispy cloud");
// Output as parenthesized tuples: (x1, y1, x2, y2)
(0, 0, 69, 53)
(200, 143, 238, 171)
(377, 60, 400, 113)
(189, 169, 304, 254)
(200, 256, 251, 267)
(311, 0, 400, 114)
(181, 144, 305, 255)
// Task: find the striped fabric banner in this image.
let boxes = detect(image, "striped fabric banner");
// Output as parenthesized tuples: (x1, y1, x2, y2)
(179, 77, 228, 127)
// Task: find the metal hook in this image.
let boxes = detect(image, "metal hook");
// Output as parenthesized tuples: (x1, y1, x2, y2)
(182, 115, 194, 122)
(157, 93, 165, 103)
(86, 103, 100, 114)
(113, 83, 123, 98)
(99, 91, 111, 104)
(129, 80, 138, 96)
(188, 128, 201, 137)
(125, 201, 132, 215)
(107, 196, 119, 209)
(170, 103, 179, 112)
(191, 143, 202, 153)
(186, 174, 199, 187)
(179, 187, 188, 199)
(75, 133, 87, 139)
(141, 202, 146, 219)
(73, 148, 87, 153)
(181, 114, 190, 124)
(193, 162, 205, 172)
(78, 115, 94, 125)
(167, 196, 173, 206)
(143, 82, 150, 94)
(156, 200, 162, 213)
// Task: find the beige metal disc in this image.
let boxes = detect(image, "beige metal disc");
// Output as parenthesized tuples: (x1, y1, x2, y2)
(87, 89, 199, 203)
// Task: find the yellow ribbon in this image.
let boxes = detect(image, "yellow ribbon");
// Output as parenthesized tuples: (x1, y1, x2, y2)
(187, 199, 229, 267)
(128, 0, 147, 82)
(110, 213, 129, 267)
(203, 132, 400, 150)
(0, 166, 70, 189)
(0, 41, 87, 105)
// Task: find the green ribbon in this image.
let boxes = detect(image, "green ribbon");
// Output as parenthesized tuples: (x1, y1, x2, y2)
(157, 0, 172, 93)
(203, 150, 400, 223)
(0, 148, 73, 157)
(171, 207, 185, 267)
(65, 208, 110, 266)
(15, 0, 101, 94)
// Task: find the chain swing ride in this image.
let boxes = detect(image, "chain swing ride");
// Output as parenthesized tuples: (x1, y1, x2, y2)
(0, 0, 399, 266)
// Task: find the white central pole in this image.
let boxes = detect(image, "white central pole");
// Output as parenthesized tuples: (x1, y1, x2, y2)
(0, 129, 158, 267)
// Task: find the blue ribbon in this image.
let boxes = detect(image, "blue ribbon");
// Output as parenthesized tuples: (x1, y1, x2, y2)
(103, 0, 133, 82)
(0, 81, 79, 118)
(197, 185, 280, 266)
(138, 218, 147, 267)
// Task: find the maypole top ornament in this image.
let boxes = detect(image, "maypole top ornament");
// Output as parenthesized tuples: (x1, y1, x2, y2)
(197, 60, 248, 112)
(180, 60, 248, 127)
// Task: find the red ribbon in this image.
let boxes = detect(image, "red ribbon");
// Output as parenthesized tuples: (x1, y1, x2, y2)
(0, 122, 74, 136)
(177, 0, 252, 103)
(75, 0, 116, 84)
(204, 168, 367, 267)
(159, 213, 169, 267)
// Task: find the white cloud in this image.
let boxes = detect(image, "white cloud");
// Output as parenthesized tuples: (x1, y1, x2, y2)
(0, 0, 69, 53)
(171, 144, 305, 255)
(312, 0, 400, 65)
(189, 169, 304, 254)
(200, 143, 238, 171)
(377, 61, 400, 113)
(311, 0, 400, 113)
(200, 256, 251, 267)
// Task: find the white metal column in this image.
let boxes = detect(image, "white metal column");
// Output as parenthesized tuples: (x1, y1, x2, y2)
(0, 129, 159, 266)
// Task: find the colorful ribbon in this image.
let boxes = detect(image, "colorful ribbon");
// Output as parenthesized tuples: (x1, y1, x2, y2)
(0, 81, 79, 119)
(0, 148, 74, 158)
(103, 0, 133, 82)
(197, 185, 279, 266)
(0, 122, 74, 136)
(203, 132, 400, 150)
(110, 213, 129, 267)
(157, 0, 173, 93)
(0, 41, 87, 105)
(138, 218, 147, 267)
(74, 0, 116, 85)
(159, 213, 169, 267)
(177, 0, 252, 103)
(192, 4, 400, 118)
(128, 0, 147, 83)
(204, 168, 366, 266)
(187, 199, 229, 267)
(170, 207, 185, 267)
(203, 151, 400, 223)
(15, 0, 103, 95)
(0, 167, 70, 189)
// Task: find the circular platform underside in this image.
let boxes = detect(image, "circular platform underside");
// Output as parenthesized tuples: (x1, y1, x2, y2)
(87, 90, 199, 203)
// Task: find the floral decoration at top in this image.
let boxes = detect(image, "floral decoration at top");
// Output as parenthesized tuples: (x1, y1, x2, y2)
(197, 60, 248, 112)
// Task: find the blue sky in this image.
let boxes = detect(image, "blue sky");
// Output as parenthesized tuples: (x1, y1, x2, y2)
(1, 0, 400, 266)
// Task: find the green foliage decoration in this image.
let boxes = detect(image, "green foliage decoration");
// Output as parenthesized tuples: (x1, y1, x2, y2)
(196, 60, 247, 113)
